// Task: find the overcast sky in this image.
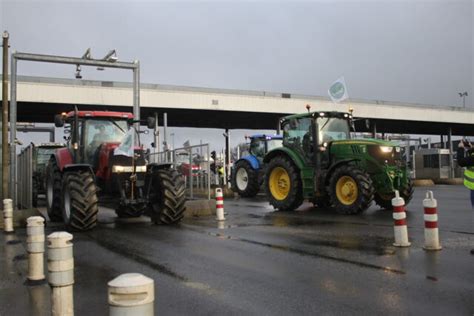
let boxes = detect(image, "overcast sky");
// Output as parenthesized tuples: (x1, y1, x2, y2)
(1, 0, 473, 150)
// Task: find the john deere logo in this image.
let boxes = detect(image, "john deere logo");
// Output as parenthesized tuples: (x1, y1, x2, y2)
(329, 82, 345, 100)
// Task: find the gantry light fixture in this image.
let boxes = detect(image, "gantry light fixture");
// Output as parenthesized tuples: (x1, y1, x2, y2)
(97, 49, 117, 70)
(74, 48, 118, 77)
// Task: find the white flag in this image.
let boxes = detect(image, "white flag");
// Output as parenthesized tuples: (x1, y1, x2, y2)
(114, 128, 135, 157)
(328, 76, 349, 103)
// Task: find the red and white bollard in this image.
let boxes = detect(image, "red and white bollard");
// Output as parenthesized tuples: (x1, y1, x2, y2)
(215, 188, 225, 221)
(392, 190, 411, 247)
(423, 191, 442, 251)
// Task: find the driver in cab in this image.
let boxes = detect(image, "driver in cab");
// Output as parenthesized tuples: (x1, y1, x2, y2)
(89, 125, 110, 163)
(91, 125, 110, 147)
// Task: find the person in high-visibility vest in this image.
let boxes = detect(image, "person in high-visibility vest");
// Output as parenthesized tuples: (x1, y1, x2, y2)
(457, 139, 474, 255)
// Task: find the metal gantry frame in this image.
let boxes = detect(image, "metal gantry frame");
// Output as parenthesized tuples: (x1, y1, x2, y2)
(10, 52, 140, 209)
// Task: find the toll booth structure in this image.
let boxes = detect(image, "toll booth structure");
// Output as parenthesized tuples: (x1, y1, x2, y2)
(413, 148, 460, 180)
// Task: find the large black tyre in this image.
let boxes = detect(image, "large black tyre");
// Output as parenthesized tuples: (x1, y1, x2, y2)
(374, 178, 414, 210)
(61, 170, 99, 231)
(231, 160, 260, 197)
(264, 156, 303, 211)
(149, 169, 186, 225)
(46, 158, 63, 222)
(328, 165, 374, 215)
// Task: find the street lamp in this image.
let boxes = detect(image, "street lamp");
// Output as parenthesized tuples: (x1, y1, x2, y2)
(459, 91, 468, 108)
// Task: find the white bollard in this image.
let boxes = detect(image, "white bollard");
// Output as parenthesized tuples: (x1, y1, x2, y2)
(108, 273, 154, 316)
(26, 216, 46, 285)
(392, 190, 411, 247)
(215, 188, 225, 221)
(423, 191, 442, 251)
(48, 232, 74, 316)
(3, 198, 14, 233)
(217, 221, 226, 230)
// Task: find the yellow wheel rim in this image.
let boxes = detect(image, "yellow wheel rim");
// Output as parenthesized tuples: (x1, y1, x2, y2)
(336, 176, 358, 205)
(269, 167, 291, 201)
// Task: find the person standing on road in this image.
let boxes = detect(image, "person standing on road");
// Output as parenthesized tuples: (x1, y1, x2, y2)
(456, 139, 474, 255)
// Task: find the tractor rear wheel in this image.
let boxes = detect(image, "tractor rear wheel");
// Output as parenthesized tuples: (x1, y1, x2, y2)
(61, 170, 99, 231)
(231, 160, 259, 197)
(329, 165, 374, 214)
(46, 158, 63, 222)
(374, 178, 414, 210)
(149, 169, 186, 225)
(264, 156, 303, 211)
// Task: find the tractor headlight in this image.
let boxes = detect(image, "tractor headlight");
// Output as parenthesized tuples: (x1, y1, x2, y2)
(112, 165, 147, 173)
(379, 146, 393, 153)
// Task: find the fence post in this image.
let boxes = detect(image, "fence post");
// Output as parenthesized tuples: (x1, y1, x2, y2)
(207, 144, 211, 200)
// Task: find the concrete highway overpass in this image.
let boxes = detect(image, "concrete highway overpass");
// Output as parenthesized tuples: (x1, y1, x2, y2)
(1, 76, 473, 135)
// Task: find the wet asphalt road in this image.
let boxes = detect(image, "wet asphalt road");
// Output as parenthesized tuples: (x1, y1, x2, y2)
(1, 185, 473, 315)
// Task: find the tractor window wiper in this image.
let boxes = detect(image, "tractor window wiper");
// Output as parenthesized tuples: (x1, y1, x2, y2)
(320, 118, 331, 131)
(108, 119, 126, 134)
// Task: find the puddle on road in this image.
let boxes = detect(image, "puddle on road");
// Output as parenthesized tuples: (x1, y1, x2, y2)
(301, 236, 395, 256)
(184, 226, 405, 275)
(86, 231, 222, 298)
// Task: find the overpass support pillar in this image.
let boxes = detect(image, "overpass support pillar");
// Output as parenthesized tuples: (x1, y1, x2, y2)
(372, 122, 377, 139)
(448, 128, 453, 178)
(225, 129, 230, 185)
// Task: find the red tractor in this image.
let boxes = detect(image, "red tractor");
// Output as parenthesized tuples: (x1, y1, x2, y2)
(46, 109, 186, 231)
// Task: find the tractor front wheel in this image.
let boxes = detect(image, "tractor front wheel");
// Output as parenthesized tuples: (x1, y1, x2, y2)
(149, 169, 186, 225)
(61, 170, 99, 231)
(374, 178, 414, 210)
(328, 165, 374, 215)
(46, 158, 63, 222)
(264, 156, 303, 211)
(231, 160, 259, 197)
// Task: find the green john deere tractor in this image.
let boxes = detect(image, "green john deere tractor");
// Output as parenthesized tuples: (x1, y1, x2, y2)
(263, 111, 413, 214)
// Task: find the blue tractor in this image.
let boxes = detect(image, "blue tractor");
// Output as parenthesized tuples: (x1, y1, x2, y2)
(231, 134, 283, 197)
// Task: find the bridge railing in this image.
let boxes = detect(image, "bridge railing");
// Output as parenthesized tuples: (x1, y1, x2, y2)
(148, 143, 212, 200)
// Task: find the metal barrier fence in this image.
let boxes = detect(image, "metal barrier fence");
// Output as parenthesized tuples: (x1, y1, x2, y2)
(149, 143, 211, 200)
(17, 144, 34, 209)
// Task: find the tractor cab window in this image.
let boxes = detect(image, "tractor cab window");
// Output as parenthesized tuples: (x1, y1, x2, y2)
(317, 117, 350, 144)
(36, 148, 58, 166)
(84, 119, 128, 164)
(266, 139, 283, 152)
(283, 117, 313, 161)
(250, 138, 266, 159)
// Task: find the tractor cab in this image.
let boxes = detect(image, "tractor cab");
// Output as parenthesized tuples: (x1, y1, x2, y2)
(281, 112, 352, 165)
(247, 134, 283, 162)
(56, 110, 133, 170)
